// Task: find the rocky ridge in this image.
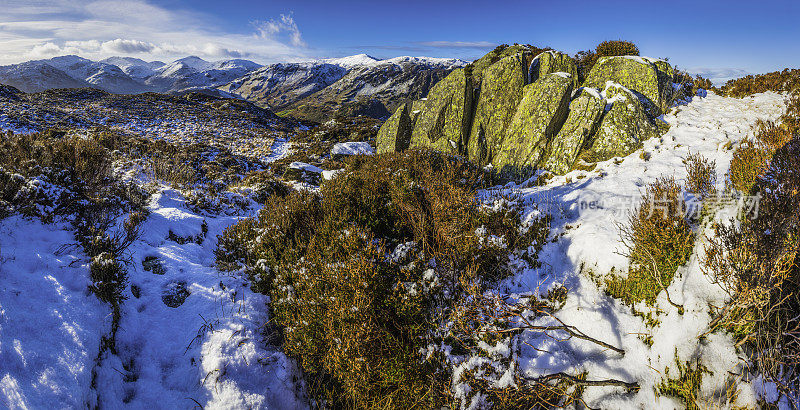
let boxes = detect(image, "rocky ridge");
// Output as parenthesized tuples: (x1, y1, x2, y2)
(377, 45, 692, 175)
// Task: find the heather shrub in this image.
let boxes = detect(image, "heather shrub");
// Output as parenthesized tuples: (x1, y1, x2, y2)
(727, 140, 771, 193)
(720, 68, 800, 97)
(683, 153, 717, 200)
(610, 176, 695, 305)
(216, 149, 549, 407)
(705, 104, 800, 402)
(726, 119, 797, 194)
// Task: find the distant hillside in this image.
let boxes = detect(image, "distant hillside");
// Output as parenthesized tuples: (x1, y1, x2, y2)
(0, 54, 465, 122)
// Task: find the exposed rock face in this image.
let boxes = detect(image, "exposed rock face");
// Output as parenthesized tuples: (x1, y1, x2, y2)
(410, 68, 474, 154)
(467, 54, 527, 165)
(582, 83, 660, 162)
(584, 56, 662, 113)
(376, 46, 680, 175)
(493, 73, 574, 173)
(377, 102, 414, 154)
(529, 51, 578, 88)
(544, 88, 606, 174)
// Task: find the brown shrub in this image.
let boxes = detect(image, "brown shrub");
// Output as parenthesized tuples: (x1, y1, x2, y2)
(684, 152, 717, 200)
(705, 91, 800, 403)
(705, 137, 800, 401)
(612, 176, 695, 305)
(216, 149, 549, 407)
(727, 140, 771, 193)
(720, 68, 800, 97)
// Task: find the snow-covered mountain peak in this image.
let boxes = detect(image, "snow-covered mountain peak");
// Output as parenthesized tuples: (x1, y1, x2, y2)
(322, 54, 381, 68)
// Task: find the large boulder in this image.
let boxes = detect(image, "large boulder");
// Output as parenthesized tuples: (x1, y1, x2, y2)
(409, 68, 473, 154)
(492, 72, 574, 173)
(376, 101, 413, 154)
(543, 88, 606, 174)
(469, 44, 531, 84)
(584, 56, 662, 114)
(581, 83, 661, 162)
(467, 54, 527, 165)
(529, 51, 578, 88)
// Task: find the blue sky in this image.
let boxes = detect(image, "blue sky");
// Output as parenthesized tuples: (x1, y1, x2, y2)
(1, 0, 799, 83)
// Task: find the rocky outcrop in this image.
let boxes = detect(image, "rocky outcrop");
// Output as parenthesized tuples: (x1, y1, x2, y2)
(543, 88, 606, 174)
(581, 84, 660, 162)
(493, 73, 573, 173)
(583, 56, 662, 114)
(467, 54, 527, 165)
(376, 101, 414, 154)
(377, 46, 681, 176)
(529, 51, 578, 88)
(409, 68, 474, 154)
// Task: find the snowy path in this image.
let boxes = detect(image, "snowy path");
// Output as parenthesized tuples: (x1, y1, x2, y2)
(494, 91, 787, 408)
(93, 189, 304, 408)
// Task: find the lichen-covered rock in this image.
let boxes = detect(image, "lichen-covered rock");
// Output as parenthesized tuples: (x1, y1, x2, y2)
(376, 102, 413, 154)
(467, 54, 527, 165)
(581, 83, 661, 162)
(409, 68, 473, 154)
(645, 57, 682, 108)
(584, 56, 662, 113)
(529, 51, 578, 88)
(469, 44, 530, 84)
(492, 73, 574, 173)
(543, 88, 606, 174)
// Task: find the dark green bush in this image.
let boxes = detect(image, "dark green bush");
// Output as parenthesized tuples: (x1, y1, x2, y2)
(595, 40, 640, 57)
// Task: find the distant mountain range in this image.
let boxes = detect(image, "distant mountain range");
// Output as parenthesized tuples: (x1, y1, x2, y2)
(0, 54, 466, 121)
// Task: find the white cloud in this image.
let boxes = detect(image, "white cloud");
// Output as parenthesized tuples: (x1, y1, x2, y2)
(100, 39, 157, 54)
(0, 0, 311, 65)
(253, 13, 306, 48)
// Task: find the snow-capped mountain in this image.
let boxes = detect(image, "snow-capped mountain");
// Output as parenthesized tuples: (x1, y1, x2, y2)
(0, 61, 90, 93)
(221, 54, 467, 120)
(218, 62, 350, 111)
(100, 57, 166, 79)
(0, 53, 465, 120)
(0, 55, 263, 95)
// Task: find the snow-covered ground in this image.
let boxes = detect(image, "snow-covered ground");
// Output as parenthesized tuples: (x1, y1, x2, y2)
(482, 91, 787, 408)
(1, 188, 305, 408)
(0, 91, 788, 408)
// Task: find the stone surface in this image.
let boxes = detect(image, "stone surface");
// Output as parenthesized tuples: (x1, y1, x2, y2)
(467, 54, 527, 165)
(581, 83, 661, 162)
(162, 280, 190, 308)
(469, 44, 530, 84)
(376, 102, 413, 154)
(142, 256, 166, 275)
(492, 73, 574, 173)
(409, 68, 473, 154)
(544, 88, 606, 174)
(584, 56, 662, 114)
(529, 51, 578, 88)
